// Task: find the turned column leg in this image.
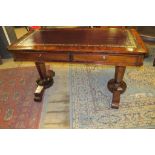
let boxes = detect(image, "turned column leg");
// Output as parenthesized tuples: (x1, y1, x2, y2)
(107, 66, 127, 109)
(34, 62, 55, 102)
(35, 62, 47, 79)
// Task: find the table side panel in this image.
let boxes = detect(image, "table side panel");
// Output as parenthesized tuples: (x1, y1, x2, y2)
(130, 29, 148, 54)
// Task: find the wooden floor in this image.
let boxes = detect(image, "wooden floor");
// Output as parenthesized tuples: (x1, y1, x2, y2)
(0, 27, 70, 128)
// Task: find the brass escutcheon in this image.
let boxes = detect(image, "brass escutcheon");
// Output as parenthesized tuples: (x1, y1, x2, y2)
(102, 55, 107, 60)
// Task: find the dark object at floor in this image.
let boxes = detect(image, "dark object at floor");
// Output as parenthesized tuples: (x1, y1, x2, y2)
(0, 26, 17, 59)
(137, 26, 155, 42)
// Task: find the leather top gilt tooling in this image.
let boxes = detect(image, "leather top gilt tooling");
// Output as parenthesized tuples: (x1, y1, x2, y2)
(17, 29, 136, 47)
(8, 28, 147, 54)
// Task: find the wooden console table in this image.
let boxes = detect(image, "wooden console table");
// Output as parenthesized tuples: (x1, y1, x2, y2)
(8, 28, 147, 109)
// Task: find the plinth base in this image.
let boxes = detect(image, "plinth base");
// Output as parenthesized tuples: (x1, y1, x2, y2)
(34, 70, 55, 102)
(107, 79, 127, 94)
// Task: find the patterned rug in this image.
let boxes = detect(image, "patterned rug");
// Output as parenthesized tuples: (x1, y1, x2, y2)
(70, 47, 155, 128)
(0, 67, 44, 128)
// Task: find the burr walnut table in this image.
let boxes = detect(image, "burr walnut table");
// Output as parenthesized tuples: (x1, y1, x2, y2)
(8, 28, 147, 109)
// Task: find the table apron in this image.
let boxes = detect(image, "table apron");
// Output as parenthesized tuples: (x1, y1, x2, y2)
(12, 52, 144, 66)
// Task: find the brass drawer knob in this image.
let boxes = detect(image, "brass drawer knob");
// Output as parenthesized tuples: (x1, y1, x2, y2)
(102, 55, 107, 60)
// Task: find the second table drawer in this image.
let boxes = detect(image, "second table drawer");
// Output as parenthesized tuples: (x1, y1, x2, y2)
(72, 54, 143, 66)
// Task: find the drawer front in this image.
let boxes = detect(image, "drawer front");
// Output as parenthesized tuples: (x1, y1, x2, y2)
(72, 54, 143, 66)
(14, 52, 69, 62)
(40, 53, 69, 61)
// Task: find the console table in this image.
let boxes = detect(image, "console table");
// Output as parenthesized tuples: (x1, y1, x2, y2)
(8, 28, 147, 109)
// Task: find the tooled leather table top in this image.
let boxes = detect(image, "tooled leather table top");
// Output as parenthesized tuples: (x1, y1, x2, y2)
(8, 28, 147, 54)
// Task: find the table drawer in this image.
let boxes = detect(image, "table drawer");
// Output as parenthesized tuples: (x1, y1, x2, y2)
(14, 52, 69, 62)
(40, 53, 69, 61)
(72, 54, 143, 66)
